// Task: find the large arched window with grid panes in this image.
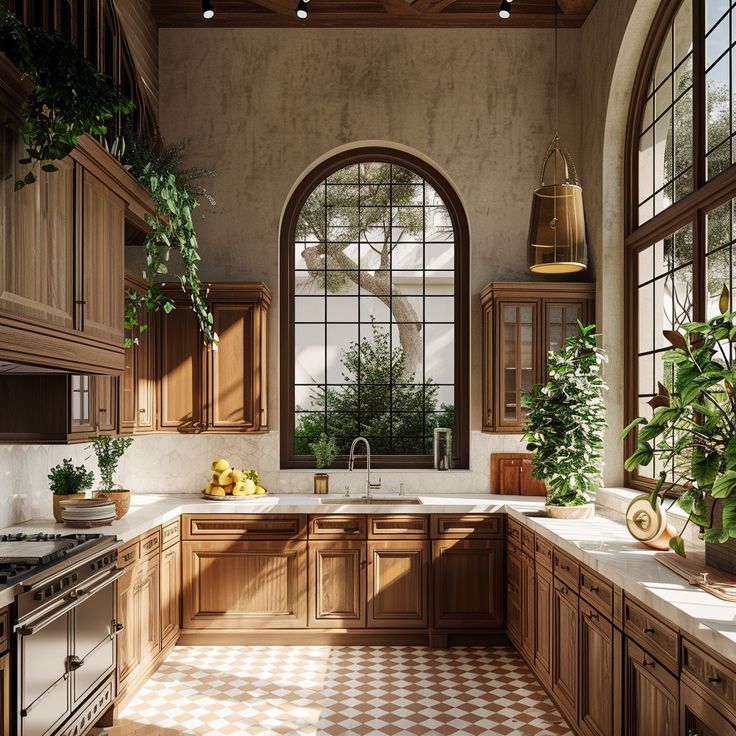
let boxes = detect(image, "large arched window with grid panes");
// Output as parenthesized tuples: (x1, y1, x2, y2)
(625, 0, 736, 490)
(280, 148, 469, 469)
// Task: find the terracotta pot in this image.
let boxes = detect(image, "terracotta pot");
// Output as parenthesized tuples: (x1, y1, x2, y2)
(53, 493, 85, 523)
(93, 490, 131, 519)
(545, 502, 595, 520)
(313, 473, 329, 495)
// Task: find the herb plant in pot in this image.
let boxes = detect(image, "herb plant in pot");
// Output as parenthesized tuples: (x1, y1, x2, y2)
(48, 459, 95, 523)
(622, 286, 736, 572)
(522, 323, 608, 519)
(91, 437, 134, 519)
(310, 434, 338, 495)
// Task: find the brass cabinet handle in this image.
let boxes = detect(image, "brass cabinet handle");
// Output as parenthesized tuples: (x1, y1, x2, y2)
(589, 585, 599, 593)
(708, 674, 722, 684)
(643, 626, 655, 634)
(641, 658, 654, 668)
(586, 609, 599, 620)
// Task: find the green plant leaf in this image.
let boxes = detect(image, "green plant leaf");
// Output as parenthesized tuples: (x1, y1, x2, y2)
(669, 535, 686, 557)
(712, 471, 736, 498)
(620, 417, 645, 439)
(703, 527, 730, 544)
(663, 330, 688, 351)
(720, 285, 731, 315)
(721, 497, 736, 534)
(692, 446, 720, 489)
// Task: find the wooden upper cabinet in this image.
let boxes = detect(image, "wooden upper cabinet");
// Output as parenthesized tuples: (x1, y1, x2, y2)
(158, 296, 205, 432)
(480, 282, 595, 433)
(159, 283, 271, 433)
(80, 169, 125, 346)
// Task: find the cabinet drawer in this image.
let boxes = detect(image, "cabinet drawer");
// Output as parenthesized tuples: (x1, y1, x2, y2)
(625, 636, 678, 695)
(309, 515, 366, 539)
(534, 535, 553, 571)
(118, 539, 140, 568)
(184, 514, 307, 540)
(432, 514, 504, 539)
(506, 517, 522, 545)
(162, 518, 181, 549)
(368, 515, 429, 539)
(0, 607, 9, 653)
(141, 529, 160, 560)
(579, 565, 612, 618)
(682, 637, 736, 721)
(624, 597, 678, 673)
(552, 547, 579, 591)
(521, 527, 535, 556)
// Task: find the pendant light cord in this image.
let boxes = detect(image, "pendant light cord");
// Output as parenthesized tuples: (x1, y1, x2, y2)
(553, 2, 559, 189)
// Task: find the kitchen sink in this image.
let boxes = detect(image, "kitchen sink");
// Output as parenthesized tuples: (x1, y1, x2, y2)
(319, 496, 422, 504)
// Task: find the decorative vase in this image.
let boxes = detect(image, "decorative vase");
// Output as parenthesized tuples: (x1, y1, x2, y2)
(545, 503, 595, 520)
(704, 498, 736, 575)
(53, 493, 85, 523)
(313, 473, 329, 495)
(93, 490, 131, 519)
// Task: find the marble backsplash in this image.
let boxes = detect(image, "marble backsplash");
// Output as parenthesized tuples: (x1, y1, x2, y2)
(0, 431, 527, 527)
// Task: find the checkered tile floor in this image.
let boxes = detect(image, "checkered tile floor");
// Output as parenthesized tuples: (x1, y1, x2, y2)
(116, 645, 572, 736)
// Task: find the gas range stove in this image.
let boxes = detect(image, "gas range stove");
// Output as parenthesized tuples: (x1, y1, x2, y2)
(0, 532, 113, 589)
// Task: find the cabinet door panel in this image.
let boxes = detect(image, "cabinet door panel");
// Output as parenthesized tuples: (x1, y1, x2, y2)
(158, 306, 203, 431)
(481, 300, 494, 430)
(520, 551, 535, 662)
(135, 304, 156, 430)
(161, 544, 181, 648)
(116, 565, 140, 687)
(183, 541, 307, 629)
(138, 557, 161, 666)
(367, 541, 428, 628)
(624, 638, 678, 736)
(506, 542, 522, 646)
(544, 301, 585, 362)
(580, 603, 614, 736)
(81, 170, 124, 345)
(209, 303, 263, 431)
(534, 565, 553, 688)
(433, 539, 504, 629)
(552, 578, 578, 723)
(681, 677, 736, 736)
(0, 115, 75, 330)
(0, 651, 9, 736)
(93, 375, 118, 433)
(309, 541, 365, 628)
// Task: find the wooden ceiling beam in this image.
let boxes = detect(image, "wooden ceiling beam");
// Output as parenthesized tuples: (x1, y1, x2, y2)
(243, 0, 292, 15)
(411, 0, 458, 13)
(379, 0, 420, 16)
(556, 0, 596, 13)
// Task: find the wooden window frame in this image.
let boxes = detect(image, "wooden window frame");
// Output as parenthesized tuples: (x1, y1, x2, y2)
(279, 146, 470, 470)
(624, 0, 736, 491)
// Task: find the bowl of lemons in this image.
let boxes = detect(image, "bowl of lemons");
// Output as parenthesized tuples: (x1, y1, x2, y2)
(201, 458, 268, 500)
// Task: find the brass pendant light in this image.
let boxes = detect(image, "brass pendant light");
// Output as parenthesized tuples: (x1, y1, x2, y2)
(527, 4, 588, 275)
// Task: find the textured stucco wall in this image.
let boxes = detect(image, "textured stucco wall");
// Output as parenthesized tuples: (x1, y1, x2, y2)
(155, 27, 583, 433)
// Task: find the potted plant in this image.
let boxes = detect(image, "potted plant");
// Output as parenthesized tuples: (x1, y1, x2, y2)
(310, 433, 338, 494)
(622, 286, 736, 570)
(91, 436, 134, 519)
(522, 323, 608, 519)
(48, 459, 95, 522)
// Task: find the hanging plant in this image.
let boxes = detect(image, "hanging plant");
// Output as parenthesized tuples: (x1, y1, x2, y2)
(0, 9, 133, 189)
(118, 129, 217, 346)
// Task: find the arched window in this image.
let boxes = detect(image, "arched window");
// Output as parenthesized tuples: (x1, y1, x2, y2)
(280, 147, 469, 469)
(625, 0, 736, 489)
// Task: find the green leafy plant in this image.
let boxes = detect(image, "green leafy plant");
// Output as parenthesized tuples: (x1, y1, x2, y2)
(0, 9, 133, 189)
(91, 437, 134, 492)
(119, 129, 216, 346)
(310, 434, 339, 469)
(622, 285, 736, 557)
(523, 323, 608, 507)
(48, 458, 95, 496)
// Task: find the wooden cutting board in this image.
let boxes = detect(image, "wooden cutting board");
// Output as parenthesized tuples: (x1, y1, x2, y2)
(655, 550, 736, 602)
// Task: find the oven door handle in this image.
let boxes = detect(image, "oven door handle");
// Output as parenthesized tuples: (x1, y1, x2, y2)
(15, 567, 125, 637)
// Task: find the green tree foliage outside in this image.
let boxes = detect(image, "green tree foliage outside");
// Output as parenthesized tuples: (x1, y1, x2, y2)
(295, 324, 454, 457)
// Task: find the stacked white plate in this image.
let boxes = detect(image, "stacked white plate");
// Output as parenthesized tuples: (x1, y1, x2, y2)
(61, 499, 117, 527)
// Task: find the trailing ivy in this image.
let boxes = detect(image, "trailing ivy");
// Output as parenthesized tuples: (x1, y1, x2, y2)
(119, 130, 217, 346)
(0, 9, 133, 188)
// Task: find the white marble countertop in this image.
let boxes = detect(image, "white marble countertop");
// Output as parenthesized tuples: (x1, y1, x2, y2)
(5, 493, 736, 665)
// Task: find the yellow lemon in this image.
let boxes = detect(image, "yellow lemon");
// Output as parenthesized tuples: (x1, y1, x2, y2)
(202, 486, 211, 495)
(232, 482, 248, 496)
(242, 479, 257, 495)
(211, 458, 230, 473)
(218, 469, 236, 486)
(255, 485, 267, 495)
(209, 486, 226, 497)
(230, 469, 244, 483)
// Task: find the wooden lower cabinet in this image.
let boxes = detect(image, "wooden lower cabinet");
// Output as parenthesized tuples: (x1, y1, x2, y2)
(579, 600, 615, 736)
(681, 676, 736, 736)
(0, 651, 10, 736)
(506, 541, 522, 647)
(534, 564, 553, 688)
(160, 543, 181, 648)
(520, 550, 535, 662)
(624, 637, 678, 736)
(367, 540, 429, 628)
(308, 541, 365, 628)
(432, 539, 504, 629)
(551, 577, 578, 723)
(182, 541, 307, 629)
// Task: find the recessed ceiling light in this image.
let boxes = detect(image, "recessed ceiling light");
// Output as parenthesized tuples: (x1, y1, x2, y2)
(499, 0, 511, 19)
(202, 0, 215, 19)
(296, 0, 310, 19)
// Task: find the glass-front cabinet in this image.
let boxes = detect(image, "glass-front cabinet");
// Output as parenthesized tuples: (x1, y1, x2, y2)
(481, 282, 595, 433)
